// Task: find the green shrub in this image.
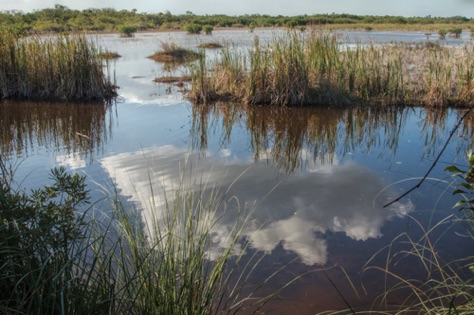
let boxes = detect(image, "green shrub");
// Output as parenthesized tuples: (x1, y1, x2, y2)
(185, 23, 202, 34)
(449, 27, 463, 38)
(118, 24, 137, 37)
(438, 28, 447, 39)
(202, 24, 213, 35)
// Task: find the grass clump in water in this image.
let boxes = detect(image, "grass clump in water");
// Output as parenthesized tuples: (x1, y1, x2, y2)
(198, 42, 223, 49)
(189, 31, 474, 107)
(98, 51, 122, 59)
(148, 41, 203, 63)
(0, 30, 117, 102)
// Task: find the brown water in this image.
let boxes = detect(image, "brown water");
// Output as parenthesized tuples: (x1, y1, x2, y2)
(1, 30, 473, 313)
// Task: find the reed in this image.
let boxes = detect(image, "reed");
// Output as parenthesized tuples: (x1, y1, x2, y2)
(0, 30, 117, 102)
(189, 31, 474, 107)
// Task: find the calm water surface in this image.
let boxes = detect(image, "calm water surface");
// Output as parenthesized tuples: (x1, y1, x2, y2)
(1, 30, 473, 313)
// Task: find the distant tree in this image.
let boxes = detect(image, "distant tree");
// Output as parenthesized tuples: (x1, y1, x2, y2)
(185, 23, 202, 34)
(202, 25, 213, 35)
(438, 29, 447, 40)
(118, 25, 137, 37)
(449, 27, 462, 38)
(248, 22, 256, 32)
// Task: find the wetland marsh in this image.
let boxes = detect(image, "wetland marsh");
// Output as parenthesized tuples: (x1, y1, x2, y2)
(1, 29, 474, 314)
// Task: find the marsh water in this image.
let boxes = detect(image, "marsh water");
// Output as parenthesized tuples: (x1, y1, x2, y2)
(2, 29, 474, 313)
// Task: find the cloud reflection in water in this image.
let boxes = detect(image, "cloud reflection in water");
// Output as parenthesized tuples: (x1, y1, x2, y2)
(101, 145, 413, 266)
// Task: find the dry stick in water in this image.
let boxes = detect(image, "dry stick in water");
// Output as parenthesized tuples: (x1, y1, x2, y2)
(384, 106, 474, 208)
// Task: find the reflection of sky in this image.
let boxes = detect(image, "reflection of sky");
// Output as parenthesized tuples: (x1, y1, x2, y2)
(101, 145, 413, 266)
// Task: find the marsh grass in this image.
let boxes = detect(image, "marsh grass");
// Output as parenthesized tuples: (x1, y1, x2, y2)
(0, 161, 286, 314)
(198, 42, 224, 49)
(189, 31, 474, 107)
(97, 51, 121, 59)
(361, 214, 474, 314)
(0, 30, 117, 101)
(148, 41, 203, 63)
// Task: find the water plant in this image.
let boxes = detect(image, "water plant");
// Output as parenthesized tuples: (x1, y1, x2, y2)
(0, 30, 117, 101)
(118, 25, 137, 37)
(198, 42, 223, 49)
(188, 31, 474, 107)
(148, 40, 203, 63)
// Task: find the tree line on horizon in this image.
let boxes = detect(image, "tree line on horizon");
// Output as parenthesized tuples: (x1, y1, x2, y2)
(0, 4, 472, 34)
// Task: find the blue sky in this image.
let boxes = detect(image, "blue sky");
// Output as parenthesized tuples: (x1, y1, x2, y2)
(2, 0, 474, 17)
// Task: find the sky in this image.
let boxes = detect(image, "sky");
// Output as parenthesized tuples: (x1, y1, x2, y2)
(1, 0, 474, 18)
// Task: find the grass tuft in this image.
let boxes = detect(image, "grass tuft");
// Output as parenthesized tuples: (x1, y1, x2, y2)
(148, 41, 203, 63)
(0, 30, 117, 102)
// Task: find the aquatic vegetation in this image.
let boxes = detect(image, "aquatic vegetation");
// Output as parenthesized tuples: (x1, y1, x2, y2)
(118, 25, 137, 37)
(189, 31, 474, 107)
(198, 41, 223, 49)
(0, 30, 117, 101)
(98, 51, 122, 59)
(147, 41, 203, 63)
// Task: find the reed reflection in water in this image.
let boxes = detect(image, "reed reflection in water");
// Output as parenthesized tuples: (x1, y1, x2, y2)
(192, 102, 473, 173)
(0, 101, 114, 162)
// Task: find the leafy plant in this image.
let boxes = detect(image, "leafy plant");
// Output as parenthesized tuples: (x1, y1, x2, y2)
(118, 24, 137, 37)
(185, 23, 202, 34)
(438, 28, 447, 39)
(449, 27, 463, 38)
(445, 150, 474, 219)
(202, 24, 213, 34)
(0, 166, 99, 313)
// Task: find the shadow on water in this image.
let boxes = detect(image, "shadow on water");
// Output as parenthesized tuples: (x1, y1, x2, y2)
(0, 100, 114, 162)
(192, 102, 473, 173)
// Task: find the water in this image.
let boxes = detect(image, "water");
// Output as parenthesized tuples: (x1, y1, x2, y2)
(1, 29, 473, 313)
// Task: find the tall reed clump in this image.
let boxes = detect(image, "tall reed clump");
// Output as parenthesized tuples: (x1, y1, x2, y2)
(0, 160, 273, 314)
(247, 35, 311, 106)
(189, 31, 474, 107)
(0, 30, 116, 102)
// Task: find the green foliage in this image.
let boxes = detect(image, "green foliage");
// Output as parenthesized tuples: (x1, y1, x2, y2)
(118, 24, 137, 37)
(0, 6, 472, 35)
(446, 150, 474, 218)
(449, 27, 463, 38)
(438, 28, 447, 39)
(202, 24, 213, 34)
(248, 22, 256, 32)
(0, 167, 97, 313)
(185, 23, 202, 34)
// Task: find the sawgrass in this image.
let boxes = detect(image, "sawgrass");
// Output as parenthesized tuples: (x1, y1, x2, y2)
(0, 30, 117, 101)
(189, 31, 474, 107)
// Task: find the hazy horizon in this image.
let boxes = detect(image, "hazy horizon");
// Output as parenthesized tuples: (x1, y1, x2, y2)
(1, 0, 474, 18)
